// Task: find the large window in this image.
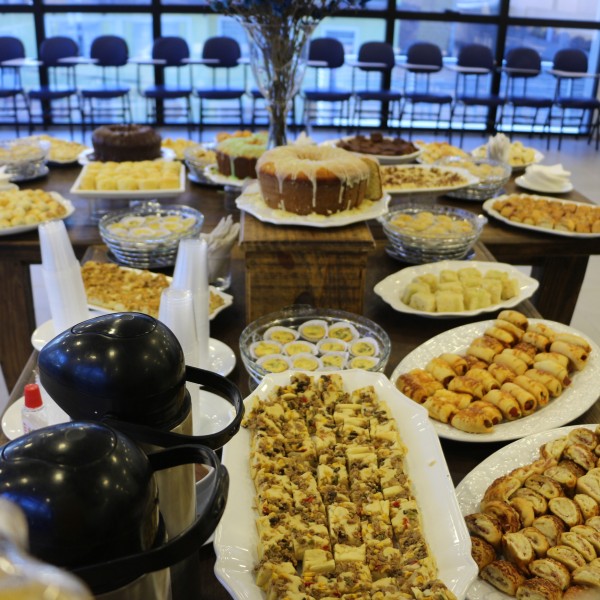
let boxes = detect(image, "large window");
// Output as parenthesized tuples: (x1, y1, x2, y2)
(1, 1, 599, 131)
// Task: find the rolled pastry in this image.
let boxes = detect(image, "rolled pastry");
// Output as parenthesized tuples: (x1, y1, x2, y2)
(520, 526, 550, 558)
(554, 332, 592, 353)
(512, 488, 549, 516)
(425, 357, 457, 385)
(525, 474, 565, 501)
(528, 557, 571, 590)
(422, 396, 457, 424)
(510, 496, 535, 528)
(502, 531, 535, 573)
(548, 496, 584, 528)
(570, 524, 600, 553)
(502, 381, 537, 415)
(564, 444, 597, 472)
(532, 514, 567, 546)
(439, 352, 468, 375)
(448, 375, 485, 399)
(488, 362, 517, 385)
(465, 511, 504, 549)
(516, 577, 562, 600)
(482, 389, 522, 421)
(494, 318, 525, 341)
(494, 351, 529, 376)
(481, 499, 522, 533)
(534, 352, 569, 369)
(450, 405, 495, 434)
(467, 335, 505, 363)
(546, 544, 586, 571)
(573, 494, 600, 522)
(522, 330, 552, 352)
(559, 531, 597, 562)
(466, 367, 501, 392)
(470, 535, 497, 571)
(550, 340, 590, 371)
(534, 359, 571, 387)
(503, 346, 535, 366)
(527, 322, 557, 343)
(498, 310, 529, 331)
(525, 368, 563, 398)
(480, 559, 525, 595)
(512, 375, 550, 407)
(485, 325, 518, 346)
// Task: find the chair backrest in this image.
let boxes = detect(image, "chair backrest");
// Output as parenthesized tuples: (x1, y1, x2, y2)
(357, 41, 395, 72)
(90, 35, 129, 67)
(0, 36, 25, 63)
(39, 36, 78, 66)
(202, 36, 241, 68)
(152, 36, 190, 67)
(309, 38, 345, 69)
(505, 46, 541, 74)
(458, 43, 494, 71)
(406, 42, 443, 71)
(553, 48, 588, 74)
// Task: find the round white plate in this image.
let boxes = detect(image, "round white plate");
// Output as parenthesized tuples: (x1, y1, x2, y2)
(236, 181, 391, 228)
(2, 388, 237, 442)
(483, 195, 600, 238)
(374, 260, 539, 318)
(203, 165, 246, 188)
(514, 174, 573, 194)
(390, 318, 600, 442)
(10, 164, 50, 183)
(471, 145, 544, 172)
(77, 147, 176, 166)
(31, 320, 236, 377)
(0, 193, 74, 236)
(322, 136, 422, 164)
(380, 164, 479, 195)
(456, 424, 596, 600)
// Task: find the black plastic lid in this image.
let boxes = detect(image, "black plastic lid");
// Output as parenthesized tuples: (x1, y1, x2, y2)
(0, 421, 160, 569)
(38, 313, 189, 429)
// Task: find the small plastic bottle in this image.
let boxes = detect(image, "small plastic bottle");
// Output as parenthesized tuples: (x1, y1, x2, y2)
(21, 383, 48, 434)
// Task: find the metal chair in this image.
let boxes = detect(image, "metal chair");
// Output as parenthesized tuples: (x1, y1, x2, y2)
(302, 37, 353, 132)
(549, 48, 600, 150)
(27, 36, 80, 135)
(79, 35, 132, 131)
(449, 43, 504, 145)
(398, 41, 453, 138)
(0, 36, 30, 133)
(194, 36, 246, 139)
(499, 46, 552, 137)
(140, 36, 193, 129)
(351, 41, 402, 131)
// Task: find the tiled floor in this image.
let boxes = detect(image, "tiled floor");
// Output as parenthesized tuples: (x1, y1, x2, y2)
(0, 127, 598, 411)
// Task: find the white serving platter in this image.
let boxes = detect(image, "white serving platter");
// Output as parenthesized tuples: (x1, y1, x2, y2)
(380, 164, 479, 194)
(390, 319, 600, 443)
(455, 424, 597, 600)
(214, 369, 478, 600)
(483, 195, 600, 238)
(374, 260, 539, 318)
(0, 193, 74, 236)
(70, 160, 185, 199)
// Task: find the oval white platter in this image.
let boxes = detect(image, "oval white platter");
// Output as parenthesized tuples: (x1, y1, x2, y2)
(374, 260, 539, 319)
(456, 424, 597, 600)
(0, 193, 74, 236)
(322, 136, 423, 164)
(390, 318, 600, 442)
(483, 195, 600, 238)
(380, 164, 479, 194)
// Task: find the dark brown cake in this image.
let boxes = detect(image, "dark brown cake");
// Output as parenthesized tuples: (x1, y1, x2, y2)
(91, 124, 162, 162)
(336, 132, 418, 157)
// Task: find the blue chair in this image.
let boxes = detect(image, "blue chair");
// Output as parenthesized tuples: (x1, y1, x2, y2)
(549, 48, 600, 150)
(351, 41, 402, 131)
(398, 42, 453, 138)
(141, 36, 193, 129)
(450, 43, 505, 145)
(194, 36, 246, 138)
(499, 46, 552, 137)
(0, 36, 30, 134)
(79, 35, 132, 131)
(27, 36, 80, 135)
(302, 37, 353, 132)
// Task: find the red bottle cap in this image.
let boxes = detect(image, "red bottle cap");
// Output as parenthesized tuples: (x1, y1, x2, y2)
(24, 383, 43, 409)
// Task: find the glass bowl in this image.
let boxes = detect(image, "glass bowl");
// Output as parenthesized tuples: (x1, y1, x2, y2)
(99, 203, 204, 269)
(379, 203, 487, 264)
(239, 305, 391, 386)
(436, 156, 511, 201)
(0, 138, 50, 182)
(184, 144, 217, 183)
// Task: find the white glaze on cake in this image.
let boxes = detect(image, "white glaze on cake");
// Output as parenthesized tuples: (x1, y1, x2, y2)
(256, 145, 371, 215)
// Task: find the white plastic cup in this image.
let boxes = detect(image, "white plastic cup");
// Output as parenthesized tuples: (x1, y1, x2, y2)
(158, 288, 199, 368)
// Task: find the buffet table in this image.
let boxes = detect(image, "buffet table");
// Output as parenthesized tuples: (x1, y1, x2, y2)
(1, 165, 599, 391)
(2, 163, 600, 599)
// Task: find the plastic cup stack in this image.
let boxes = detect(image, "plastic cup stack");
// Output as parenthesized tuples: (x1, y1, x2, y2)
(169, 238, 210, 370)
(38, 220, 90, 335)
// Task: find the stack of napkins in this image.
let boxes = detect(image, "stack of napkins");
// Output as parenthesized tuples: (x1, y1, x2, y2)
(486, 133, 511, 164)
(522, 163, 572, 192)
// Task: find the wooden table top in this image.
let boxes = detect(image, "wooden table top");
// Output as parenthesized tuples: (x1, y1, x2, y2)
(2, 164, 600, 599)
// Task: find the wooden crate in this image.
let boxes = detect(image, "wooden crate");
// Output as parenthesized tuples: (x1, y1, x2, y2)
(240, 212, 375, 322)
